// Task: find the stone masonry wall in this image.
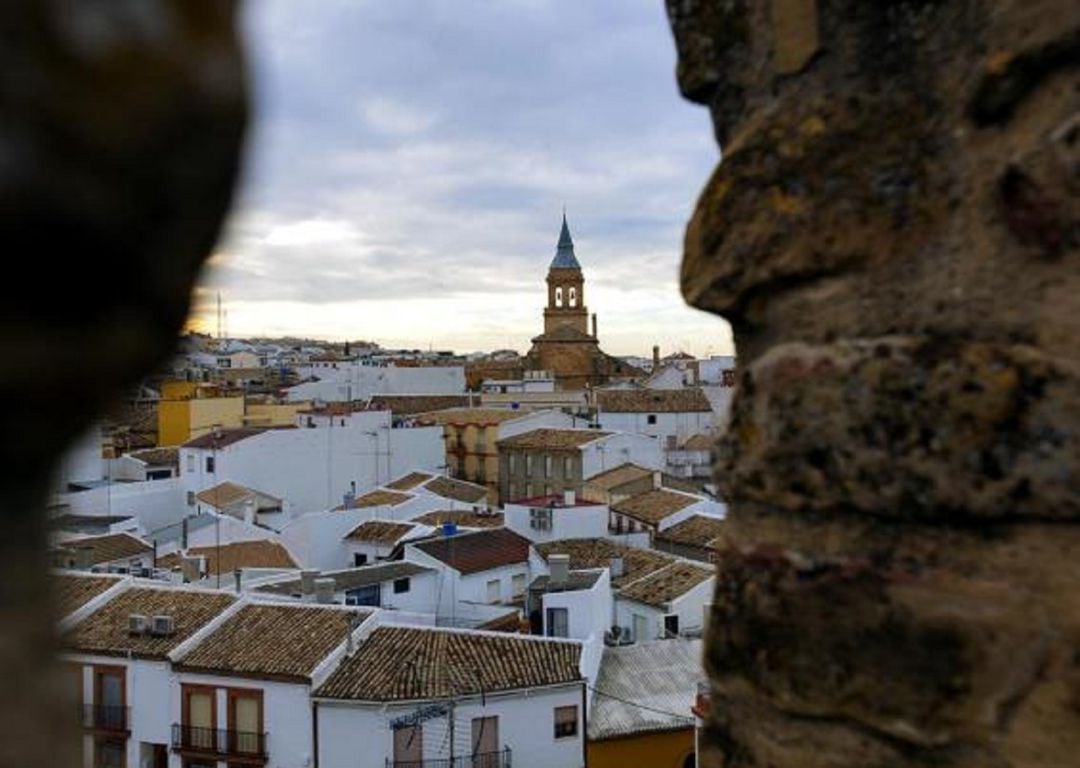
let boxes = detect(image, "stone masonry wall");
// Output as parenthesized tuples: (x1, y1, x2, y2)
(666, 1, 1079, 766)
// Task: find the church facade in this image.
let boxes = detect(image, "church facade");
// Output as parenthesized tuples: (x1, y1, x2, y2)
(524, 216, 638, 390)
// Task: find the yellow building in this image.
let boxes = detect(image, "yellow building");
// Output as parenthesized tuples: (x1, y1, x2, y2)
(588, 728, 695, 768)
(244, 400, 310, 428)
(157, 387, 244, 446)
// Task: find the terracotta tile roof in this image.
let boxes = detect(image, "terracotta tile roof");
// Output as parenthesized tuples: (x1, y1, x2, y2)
(412, 510, 505, 529)
(344, 520, 417, 545)
(596, 388, 712, 413)
(423, 476, 488, 504)
(63, 587, 237, 660)
(611, 490, 700, 526)
(57, 532, 153, 566)
(536, 539, 672, 588)
(367, 395, 472, 415)
(127, 447, 179, 467)
(183, 426, 295, 449)
(475, 611, 527, 633)
(195, 481, 280, 509)
(158, 541, 298, 576)
(254, 563, 434, 596)
(413, 529, 532, 574)
(176, 603, 368, 682)
(415, 408, 525, 427)
(586, 463, 654, 491)
(654, 515, 727, 549)
(52, 573, 123, 617)
(679, 433, 715, 451)
(386, 472, 435, 491)
(314, 626, 582, 701)
(345, 489, 413, 509)
(497, 428, 610, 451)
(617, 562, 714, 608)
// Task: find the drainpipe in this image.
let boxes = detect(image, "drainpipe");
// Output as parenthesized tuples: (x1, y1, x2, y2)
(581, 681, 588, 767)
(312, 700, 319, 768)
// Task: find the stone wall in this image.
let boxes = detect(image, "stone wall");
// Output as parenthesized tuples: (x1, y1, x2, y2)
(0, 3, 247, 766)
(665, 0, 1079, 765)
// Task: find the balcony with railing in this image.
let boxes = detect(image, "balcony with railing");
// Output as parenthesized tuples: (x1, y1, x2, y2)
(171, 723, 269, 763)
(387, 746, 512, 768)
(80, 704, 131, 734)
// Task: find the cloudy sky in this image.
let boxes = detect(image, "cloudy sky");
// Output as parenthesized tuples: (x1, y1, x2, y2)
(188, 0, 733, 357)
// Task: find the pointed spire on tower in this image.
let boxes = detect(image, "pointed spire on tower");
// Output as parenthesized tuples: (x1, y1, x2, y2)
(551, 211, 581, 269)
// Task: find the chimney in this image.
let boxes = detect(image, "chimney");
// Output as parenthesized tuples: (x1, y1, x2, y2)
(610, 556, 624, 579)
(181, 555, 203, 583)
(653, 471, 662, 490)
(549, 553, 569, 587)
(563, 489, 576, 506)
(591, 313, 598, 338)
(243, 498, 256, 525)
(652, 345, 660, 370)
(233, 568, 243, 593)
(181, 517, 189, 549)
(314, 577, 336, 604)
(300, 569, 320, 596)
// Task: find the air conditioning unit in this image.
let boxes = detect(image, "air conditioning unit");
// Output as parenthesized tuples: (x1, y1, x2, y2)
(128, 614, 149, 635)
(150, 615, 175, 636)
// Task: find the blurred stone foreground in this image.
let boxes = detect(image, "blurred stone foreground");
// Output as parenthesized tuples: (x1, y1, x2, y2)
(665, 0, 1079, 766)
(0, 2, 247, 766)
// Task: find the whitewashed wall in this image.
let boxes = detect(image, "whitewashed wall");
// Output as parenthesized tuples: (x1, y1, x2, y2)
(581, 433, 663, 478)
(503, 502, 609, 544)
(56, 478, 186, 536)
(596, 410, 715, 446)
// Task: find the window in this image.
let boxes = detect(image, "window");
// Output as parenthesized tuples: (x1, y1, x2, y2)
(512, 573, 526, 597)
(182, 685, 216, 751)
(393, 577, 410, 594)
(508, 482, 517, 500)
(525, 482, 533, 498)
(554, 705, 578, 739)
(205, 456, 215, 473)
(394, 725, 422, 764)
(147, 469, 172, 480)
(94, 738, 125, 768)
(525, 454, 533, 474)
(563, 456, 572, 477)
(486, 579, 500, 603)
(530, 507, 552, 531)
(346, 585, 380, 607)
(546, 607, 569, 638)
(186, 491, 195, 507)
(472, 716, 499, 756)
(508, 453, 516, 473)
(544, 456, 552, 477)
(555, 287, 563, 307)
(568, 287, 577, 307)
(647, 414, 657, 425)
(186, 454, 195, 473)
(353, 553, 368, 567)
(664, 614, 680, 638)
(228, 688, 263, 756)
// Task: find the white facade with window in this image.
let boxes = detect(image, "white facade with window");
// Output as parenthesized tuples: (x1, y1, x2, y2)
(316, 683, 586, 768)
(503, 500, 610, 544)
(614, 575, 715, 643)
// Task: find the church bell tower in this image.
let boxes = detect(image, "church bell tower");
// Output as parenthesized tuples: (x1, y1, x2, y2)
(543, 214, 590, 337)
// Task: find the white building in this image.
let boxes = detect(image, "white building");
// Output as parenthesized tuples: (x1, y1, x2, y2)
(178, 410, 444, 518)
(609, 488, 724, 539)
(286, 363, 466, 403)
(314, 625, 587, 768)
(503, 493, 610, 544)
(342, 519, 430, 567)
(251, 562, 440, 614)
(595, 389, 715, 448)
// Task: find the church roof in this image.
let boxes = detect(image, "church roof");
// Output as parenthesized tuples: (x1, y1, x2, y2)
(549, 214, 581, 270)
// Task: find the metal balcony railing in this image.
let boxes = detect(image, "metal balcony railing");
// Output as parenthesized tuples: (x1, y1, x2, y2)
(81, 704, 130, 732)
(387, 746, 512, 768)
(170, 723, 268, 760)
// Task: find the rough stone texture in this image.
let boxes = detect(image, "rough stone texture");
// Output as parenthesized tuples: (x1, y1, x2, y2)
(666, 0, 1080, 765)
(0, 2, 247, 766)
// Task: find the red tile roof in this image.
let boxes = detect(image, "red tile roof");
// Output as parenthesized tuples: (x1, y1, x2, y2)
(413, 529, 532, 574)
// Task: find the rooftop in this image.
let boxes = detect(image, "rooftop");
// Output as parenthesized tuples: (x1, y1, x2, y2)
(611, 489, 701, 526)
(55, 531, 153, 567)
(529, 570, 603, 593)
(195, 481, 281, 510)
(415, 407, 526, 427)
(549, 213, 581, 270)
(617, 562, 714, 609)
(413, 528, 532, 575)
(589, 640, 703, 740)
(176, 603, 368, 682)
(344, 520, 418, 545)
(535, 538, 672, 588)
(585, 463, 654, 492)
(367, 395, 472, 416)
(63, 586, 237, 660)
(497, 428, 610, 451)
(343, 489, 414, 509)
(385, 471, 435, 491)
(157, 540, 298, 576)
(411, 509, 505, 529)
(254, 562, 435, 596)
(52, 572, 123, 617)
(183, 426, 295, 450)
(423, 476, 489, 504)
(679, 433, 715, 451)
(654, 515, 727, 549)
(126, 447, 180, 467)
(315, 625, 582, 701)
(596, 389, 712, 414)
